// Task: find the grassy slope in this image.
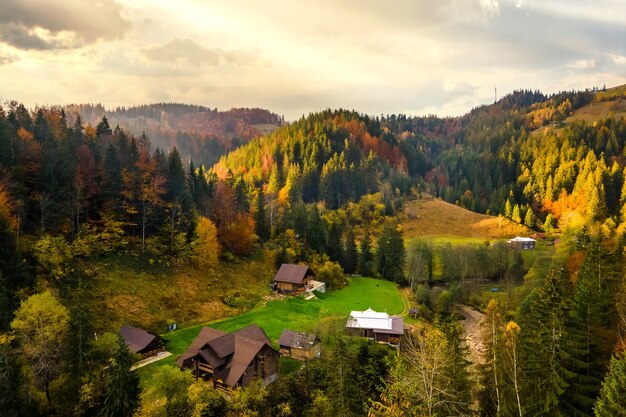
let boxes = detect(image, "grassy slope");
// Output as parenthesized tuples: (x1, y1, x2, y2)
(85, 249, 276, 333)
(401, 195, 532, 241)
(137, 276, 403, 389)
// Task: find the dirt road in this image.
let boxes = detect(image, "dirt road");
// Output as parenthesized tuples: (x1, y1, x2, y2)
(457, 304, 486, 365)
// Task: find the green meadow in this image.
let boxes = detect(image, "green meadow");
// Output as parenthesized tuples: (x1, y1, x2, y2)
(138, 276, 406, 388)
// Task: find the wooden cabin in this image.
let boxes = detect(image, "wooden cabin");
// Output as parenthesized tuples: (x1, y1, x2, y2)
(176, 324, 279, 391)
(119, 325, 165, 358)
(346, 308, 404, 345)
(278, 330, 321, 360)
(272, 264, 314, 293)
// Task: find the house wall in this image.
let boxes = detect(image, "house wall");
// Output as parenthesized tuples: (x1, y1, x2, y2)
(277, 281, 296, 291)
(240, 345, 279, 387)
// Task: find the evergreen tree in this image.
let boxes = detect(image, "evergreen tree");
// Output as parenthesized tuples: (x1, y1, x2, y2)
(326, 223, 344, 265)
(543, 213, 556, 232)
(511, 204, 522, 223)
(96, 116, 112, 137)
(306, 205, 326, 253)
(344, 227, 358, 274)
(518, 266, 588, 416)
(594, 353, 626, 417)
(524, 208, 537, 229)
(358, 229, 374, 277)
(101, 335, 140, 417)
(376, 222, 406, 283)
(102, 144, 123, 215)
(254, 187, 270, 242)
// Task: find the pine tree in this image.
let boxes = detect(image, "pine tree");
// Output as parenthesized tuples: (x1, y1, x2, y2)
(594, 353, 626, 416)
(306, 205, 326, 253)
(102, 144, 123, 215)
(326, 223, 344, 266)
(254, 187, 270, 242)
(344, 227, 358, 274)
(96, 116, 112, 137)
(358, 229, 374, 277)
(376, 222, 406, 283)
(524, 208, 537, 229)
(518, 266, 585, 416)
(101, 335, 140, 417)
(511, 204, 522, 223)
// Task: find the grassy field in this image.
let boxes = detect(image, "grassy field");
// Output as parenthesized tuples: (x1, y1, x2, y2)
(84, 249, 276, 333)
(402, 196, 531, 240)
(137, 276, 404, 388)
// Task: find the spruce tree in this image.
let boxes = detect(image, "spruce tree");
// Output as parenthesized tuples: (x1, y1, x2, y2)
(358, 229, 374, 277)
(518, 266, 587, 416)
(254, 187, 270, 242)
(376, 222, 406, 283)
(326, 223, 344, 266)
(306, 205, 326, 253)
(344, 227, 358, 274)
(594, 353, 626, 416)
(101, 335, 140, 417)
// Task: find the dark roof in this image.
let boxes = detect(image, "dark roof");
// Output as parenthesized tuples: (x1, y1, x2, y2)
(273, 264, 312, 284)
(176, 324, 275, 387)
(176, 327, 228, 367)
(278, 330, 319, 349)
(119, 325, 161, 354)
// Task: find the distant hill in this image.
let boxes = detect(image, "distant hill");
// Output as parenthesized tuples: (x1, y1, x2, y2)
(402, 196, 531, 239)
(64, 103, 283, 167)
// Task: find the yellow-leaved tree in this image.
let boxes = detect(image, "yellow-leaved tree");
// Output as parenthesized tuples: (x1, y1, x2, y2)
(194, 216, 220, 269)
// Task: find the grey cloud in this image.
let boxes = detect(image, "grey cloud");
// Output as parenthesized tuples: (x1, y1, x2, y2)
(0, 0, 130, 50)
(0, 22, 69, 50)
(143, 39, 244, 67)
(431, 0, 626, 74)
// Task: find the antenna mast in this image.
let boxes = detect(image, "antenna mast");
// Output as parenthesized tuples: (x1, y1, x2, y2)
(494, 87, 497, 103)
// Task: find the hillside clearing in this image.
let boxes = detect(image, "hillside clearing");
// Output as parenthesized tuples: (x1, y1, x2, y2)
(401, 196, 531, 240)
(137, 276, 404, 388)
(85, 250, 275, 333)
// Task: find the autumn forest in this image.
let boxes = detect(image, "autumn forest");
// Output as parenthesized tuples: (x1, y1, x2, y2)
(2, 85, 626, 416)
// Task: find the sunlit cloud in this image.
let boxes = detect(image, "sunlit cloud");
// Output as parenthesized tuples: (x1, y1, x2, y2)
(0, 0, 625, 119)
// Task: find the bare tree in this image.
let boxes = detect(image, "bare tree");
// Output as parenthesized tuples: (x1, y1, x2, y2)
(401, 327, 469, 417)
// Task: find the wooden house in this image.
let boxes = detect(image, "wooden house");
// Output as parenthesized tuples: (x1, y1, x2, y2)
(176, 324, 278, 391)
(119, 325, 165, 358)
(507, 236, 536, 250)
(346, 308, 404, 344)
(277, 330, 321, 360)
(272, 264, 314, 292)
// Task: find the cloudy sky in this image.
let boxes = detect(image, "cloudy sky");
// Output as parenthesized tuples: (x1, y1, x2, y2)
(1, 0, 625, 120)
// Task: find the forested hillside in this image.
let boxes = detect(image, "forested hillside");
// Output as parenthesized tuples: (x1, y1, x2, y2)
(65, 103, 283, 168)
(1, 85, 626, 416)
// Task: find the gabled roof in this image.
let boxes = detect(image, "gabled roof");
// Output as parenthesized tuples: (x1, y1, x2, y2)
(346, 308, 404, 334)
(273, 264, 312, 284)
(278, 330, 319, 349)
(119, 325, 161, 354)
(224, 335, 267, 386)
(176, 327, 228, 367)
(507, 236, 536, 243)
(176, 324, 275, 387)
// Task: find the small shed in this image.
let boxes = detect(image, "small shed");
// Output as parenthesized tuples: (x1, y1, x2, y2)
(119, 325, 165, 358)
(507, 236, 536, 250)
(273, 264, 314, 292)
(278, 330, 321, 360)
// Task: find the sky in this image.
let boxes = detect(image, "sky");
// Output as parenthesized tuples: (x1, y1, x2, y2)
(1, 0, 625, 120)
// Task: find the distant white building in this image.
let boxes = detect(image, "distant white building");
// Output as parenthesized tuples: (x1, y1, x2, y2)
(346, 308, 404, 344)
(507, 236, 536, 250)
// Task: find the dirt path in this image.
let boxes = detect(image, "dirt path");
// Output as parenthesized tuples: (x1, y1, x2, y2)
(457, 304, 486, 365)
(130, 351, 172, 370)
